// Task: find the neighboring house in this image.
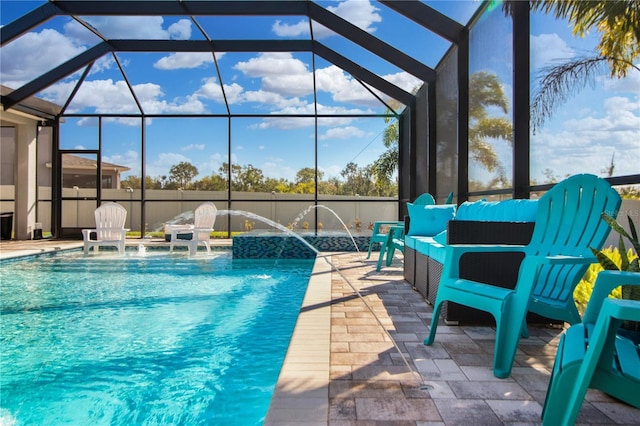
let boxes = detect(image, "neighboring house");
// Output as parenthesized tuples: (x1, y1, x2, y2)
(56, 154, 130, 189)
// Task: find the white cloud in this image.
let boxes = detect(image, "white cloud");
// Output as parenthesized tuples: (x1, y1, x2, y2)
(530, 33, 576, 71)
(42, 79, 205, 116)
(168, 19, 192, 40)
(196, 77, 244, 103)
(319, 126, 365, 140)
(182, 144, 206, 151)
(531, 95, 640, 180)
(193, 52, 414, 111)
(81, 16, 177, 39)
(63, 20, 104, 45)
(65, 79, 142, 114)
(196, 152, 228, 177)
(256, 116, 315, 130)
(383, 72, 423, 95)
(234, 52, 313, 97)
(319, 164, 343, 179)
(103, 150, 140, 175)
(146, 152, 192, 178)
(154, 52, 214, 70)
(603, 69, 640, 93)
(326, 0, 381, 33)
(310, 0, 382, 39)
(260, 160, 297, 182)
(0, 29, 86, 88)
(272, 0, 381, 39)
(272, 20, 310, 37)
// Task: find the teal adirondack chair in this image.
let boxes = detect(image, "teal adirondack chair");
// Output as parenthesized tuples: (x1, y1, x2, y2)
(443, 191, 454, 204)
(424, 174, 622, 378)
(541, 270, 640, 425)
(376, 224, 405, 271)
(413, 192, 436, 206)
(366, 221, 404, 259)
(367, 192, 435, 260)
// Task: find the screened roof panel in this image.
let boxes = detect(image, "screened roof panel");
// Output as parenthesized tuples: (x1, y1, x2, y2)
(316, 29, 422, 94)
(76, 15, 206, 41)
(1, 0, 483, 119)
(312, 55, 392, 114)
(196, 15, 311, 40)
(114, 51, 228, 115)
(422, 0, 481, 25)
(0, 15, 99, 89)
(218, 51, 316, 115)
(62, 56, 141, 115)
(372, 6, 453, 68)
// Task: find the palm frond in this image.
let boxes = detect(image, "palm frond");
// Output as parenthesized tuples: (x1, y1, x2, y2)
(530, 56, 638, 132)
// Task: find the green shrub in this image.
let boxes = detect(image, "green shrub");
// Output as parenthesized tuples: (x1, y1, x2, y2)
(574, 246, 637, 314)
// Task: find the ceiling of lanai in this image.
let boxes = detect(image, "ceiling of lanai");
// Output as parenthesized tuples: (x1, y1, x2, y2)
(0, 1, 481, 120)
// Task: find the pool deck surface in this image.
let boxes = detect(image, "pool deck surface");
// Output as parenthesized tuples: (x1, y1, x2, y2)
(2, 239, 639, 425)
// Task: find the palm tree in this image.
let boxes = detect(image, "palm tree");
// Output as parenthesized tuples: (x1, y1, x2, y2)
(504, 0, 640, 131)
(372, 71, 512, 186)
(468, 71, 513, 178)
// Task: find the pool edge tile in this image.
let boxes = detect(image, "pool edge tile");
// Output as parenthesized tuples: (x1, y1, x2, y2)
(264, 253, 332, 425)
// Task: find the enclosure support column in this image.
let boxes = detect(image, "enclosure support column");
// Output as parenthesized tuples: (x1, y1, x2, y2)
(14, 121, 38, 240)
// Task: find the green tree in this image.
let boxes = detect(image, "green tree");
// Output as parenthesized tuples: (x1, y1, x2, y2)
(468, 71, 513, 175)
(292, 167, 322, 194)
(229, 163, 266, 192)
(193, 174, 227, 191)
(371, 115, 399, 188)
(169, 161, 198, 189)
(120, 175, 162, 189)
(120, 175, 142, 189)
(340, 162, 375, 196)
(373, 71, 512, 187)
(295, 167, 319, 185)
(264, 177, 291, 193)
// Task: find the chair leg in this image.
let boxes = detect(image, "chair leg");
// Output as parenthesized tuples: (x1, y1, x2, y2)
(423, 300, 444, 345)
(520, 319, 529, 339)
(366, 240, 374, 259)
(376, 240, 389, 271)
(385, 245, 394, 266)
(541, 329, 580, 425)
(493, 314, 524, 379)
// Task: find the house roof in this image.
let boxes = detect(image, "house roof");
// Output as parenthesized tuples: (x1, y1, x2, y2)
(60, 153, 130, 172)
(1, 84, 61, 120)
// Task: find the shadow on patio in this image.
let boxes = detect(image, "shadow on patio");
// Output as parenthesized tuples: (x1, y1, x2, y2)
(324, 253, 639, 424)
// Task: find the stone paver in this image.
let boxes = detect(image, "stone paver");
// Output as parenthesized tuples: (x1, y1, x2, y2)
(319, 252, 640, 425)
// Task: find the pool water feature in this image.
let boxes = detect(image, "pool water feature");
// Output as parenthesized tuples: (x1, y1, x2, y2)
(0, 249, 314, 425)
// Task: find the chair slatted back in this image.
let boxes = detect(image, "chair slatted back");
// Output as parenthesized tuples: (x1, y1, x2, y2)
(413, 193, 435, 205)
(95, 202, 127, 240)
(529, 174, 621, 304)
(194, 202, 217, 238)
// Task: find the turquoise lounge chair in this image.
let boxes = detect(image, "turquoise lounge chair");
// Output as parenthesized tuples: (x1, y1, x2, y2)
(376, 224, 405, 271)
(366, 192, 435, 261)
(424, 174, 622, 378)
(541, 270, 640, 425)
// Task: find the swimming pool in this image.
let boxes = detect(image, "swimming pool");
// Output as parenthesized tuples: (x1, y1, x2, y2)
(0, 249, 314, 425)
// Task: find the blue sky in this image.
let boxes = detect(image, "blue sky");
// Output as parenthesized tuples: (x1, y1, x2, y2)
(1, 1, 638, 184)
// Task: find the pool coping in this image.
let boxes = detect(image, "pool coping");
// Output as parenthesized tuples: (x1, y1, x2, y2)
(264, 253, 332, 425)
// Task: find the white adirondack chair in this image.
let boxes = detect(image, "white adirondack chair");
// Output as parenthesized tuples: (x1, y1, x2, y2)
(82, 202, 129, 254)
(169, 202, 217, 256)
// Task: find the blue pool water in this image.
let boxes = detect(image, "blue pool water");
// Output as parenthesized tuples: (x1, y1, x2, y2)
(0, 249, 314, 425)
